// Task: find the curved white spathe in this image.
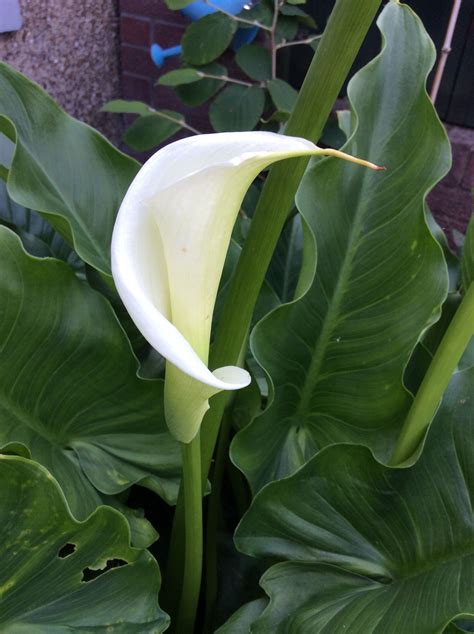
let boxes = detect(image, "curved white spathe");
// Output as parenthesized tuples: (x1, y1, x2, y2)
(111, 131, 381, 442)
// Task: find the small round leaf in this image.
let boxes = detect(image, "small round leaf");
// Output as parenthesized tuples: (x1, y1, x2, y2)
(123, 112, 183, 151)
(176, 62, 226, 106)
(235, 45, 272, 81)
(182, 13, 237, 65)
(267, 78, 298, 113)
(210, 85, 265, 132)
(101, 99, 152, 116)
(158, 68, 203, 86)
(275, 16, 299, 44)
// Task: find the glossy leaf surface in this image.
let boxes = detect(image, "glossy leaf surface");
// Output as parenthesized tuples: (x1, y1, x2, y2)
(0, 63, 139, 276)
(0, 227, 181, 518)
(0, 455, 168, 632)
(232, 2, 450, 492)
(235, 368, 474, 632)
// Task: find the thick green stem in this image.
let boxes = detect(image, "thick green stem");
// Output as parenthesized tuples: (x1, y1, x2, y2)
(203, 412, 232, 632)
(390, 283, 474, 465)
(166, 0, 381, 624)
(175, 434, 203, 634)
(161, 496, 184, 624)
(200, 0, 382, 481)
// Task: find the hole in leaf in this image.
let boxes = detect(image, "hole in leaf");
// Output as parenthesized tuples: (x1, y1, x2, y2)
(81, 558, 128, 582)
(58, 543, 76, 558)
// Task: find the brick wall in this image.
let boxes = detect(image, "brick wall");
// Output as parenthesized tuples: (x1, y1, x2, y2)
(119, 0, 212, 134)
(118, 1, 473, 241)
(428, 125, 474, 243)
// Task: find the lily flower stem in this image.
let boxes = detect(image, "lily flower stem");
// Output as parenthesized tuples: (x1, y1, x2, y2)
(203, 411, 232, 632)
(161, 497, 184, 623)
(390, 283, 474, 465)
(175, 434, 203, 634)
(165, 0, 381, 623)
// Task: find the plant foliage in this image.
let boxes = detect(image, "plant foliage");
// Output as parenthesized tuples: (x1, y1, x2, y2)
(0, 0, 472, 631)
(102, 0, 320, 151)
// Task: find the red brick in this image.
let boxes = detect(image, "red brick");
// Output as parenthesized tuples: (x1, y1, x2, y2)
(151, 82, 213, 133)
(151, 22, 185, 50)
(442, 141, 470, 188)
(120, 16, 151, 47)
(446, 123, 474, 147)
(122, 73, 152, 103)
(428, 183, 472, 246)
(462, 151, 474, 190)
(151, 81, 186, 111)
(121, 44, 157, 78)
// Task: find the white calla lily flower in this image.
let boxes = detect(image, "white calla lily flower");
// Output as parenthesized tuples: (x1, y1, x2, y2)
(112, 131, 381, 443)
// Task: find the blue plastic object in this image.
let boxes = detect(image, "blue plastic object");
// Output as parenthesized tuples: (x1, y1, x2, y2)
(150, 0, 260, 69)
(151, 44, 183, 67)
(180, 0, 247, 21)
(231, 25, 259, 51)
(0, 0, 22, 33)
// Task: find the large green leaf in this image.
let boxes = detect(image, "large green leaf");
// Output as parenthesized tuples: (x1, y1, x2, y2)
(0, 227, 181, 519)
(0, 180, 83, 271)
(216, 599, 268, 633)
(232, 1, 450, 493)
(0, 455, 168, 632)
(235, 367, 474, 632)
(0, 63, 139, 276)
(266, 214, 308, 303)
(0, 132, 82, 272)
